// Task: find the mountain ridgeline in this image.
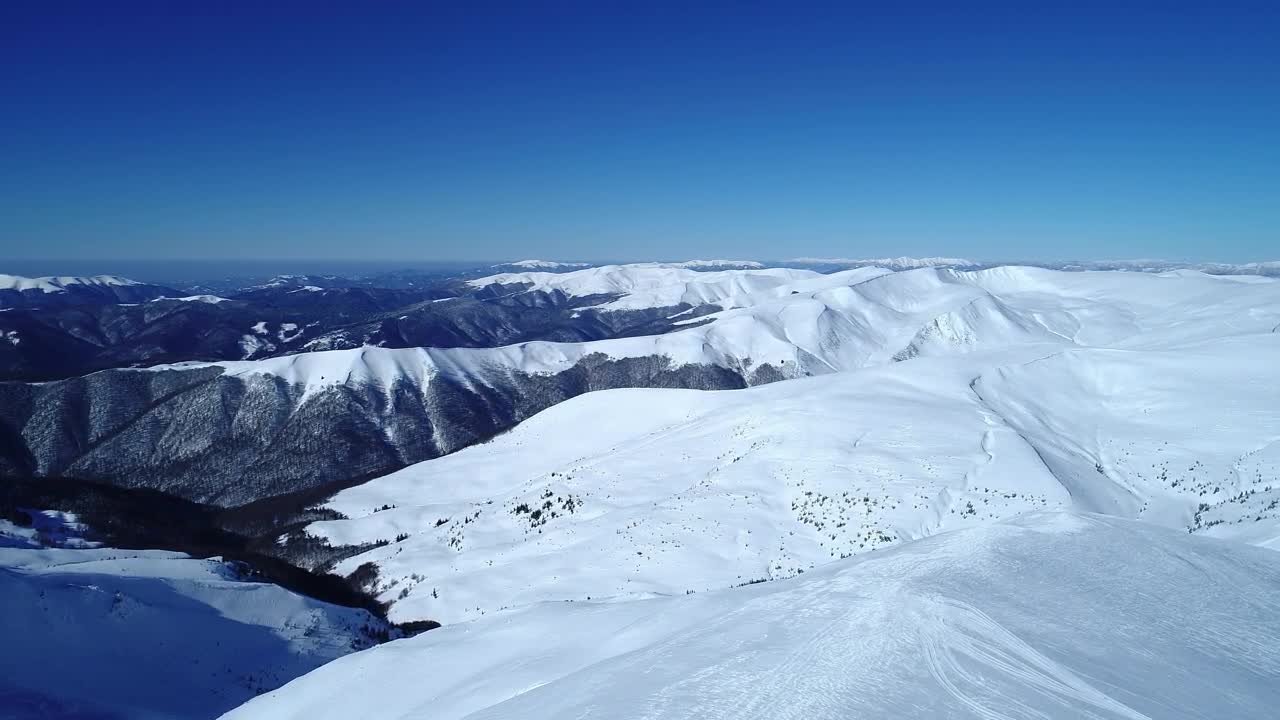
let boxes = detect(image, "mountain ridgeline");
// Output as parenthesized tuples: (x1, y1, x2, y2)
(0, 351, 760, 506)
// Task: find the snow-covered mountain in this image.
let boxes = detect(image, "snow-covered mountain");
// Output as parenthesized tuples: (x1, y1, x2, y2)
(469, 262, 828, 312)
(225, 512, 1280, 720)
(297, 329, 1280, 624)
(496, 259, 592, 270)
(4, 264, 1278, 508)
(789, 256, 979, 269)
(0, 540, 390, 719)
(9, 260, 1280, 718)
(0, 273, 178, 308)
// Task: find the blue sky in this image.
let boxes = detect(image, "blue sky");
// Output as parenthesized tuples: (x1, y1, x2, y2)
(2, 1, 1277, 262)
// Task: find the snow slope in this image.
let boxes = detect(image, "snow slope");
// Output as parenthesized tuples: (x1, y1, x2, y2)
(297, 318, 1280, 625)
(307, 350, 1069, 623)
(0, 545, 390, 719)
(225, 513, 1280, 720)
(975, 335, 1280, 546)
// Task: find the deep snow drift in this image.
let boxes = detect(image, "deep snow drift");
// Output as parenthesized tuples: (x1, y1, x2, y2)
(225, 513, 1280, 720)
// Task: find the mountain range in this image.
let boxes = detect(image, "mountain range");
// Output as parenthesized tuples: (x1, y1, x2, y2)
(2, 258, 1279, 719)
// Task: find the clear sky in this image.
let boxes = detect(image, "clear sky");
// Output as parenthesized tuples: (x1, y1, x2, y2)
(2, 1, 1277, 263)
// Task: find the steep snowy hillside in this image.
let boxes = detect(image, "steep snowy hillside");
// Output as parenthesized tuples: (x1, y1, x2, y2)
(302, 330, 1280, 624)
(225, 513, 1280, 720)
(0, 544, 391, 719)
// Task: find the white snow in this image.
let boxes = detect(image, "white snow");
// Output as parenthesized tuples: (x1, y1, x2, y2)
(139, 264, 1280, 421)
(790, 256, 979, 268)
(20, 262, 1278, 719)
(662, 259, 766, 268)
(303, 327, 1280, 625)
(0, 273, 143, 293)
(145, 265, 1275, 628)
(238, 333, 275, 359)
(468, 262, 832, 312)
(2, 330, 18, 346)
(0, 544, 389, 719)
(152, 294, 230, 304)
(224, 513, 1280, 720)
(501, 260, 591, 269)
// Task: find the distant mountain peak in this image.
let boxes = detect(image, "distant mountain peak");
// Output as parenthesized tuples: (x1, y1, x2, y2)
(501, 260, 592, 269)
(0, 273, 143, 293)
(789, 256, 979, 269)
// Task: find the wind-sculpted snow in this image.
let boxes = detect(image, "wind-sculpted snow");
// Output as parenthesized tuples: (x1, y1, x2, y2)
(224, 513, 1280, 720)
(0, 545, 390, 719)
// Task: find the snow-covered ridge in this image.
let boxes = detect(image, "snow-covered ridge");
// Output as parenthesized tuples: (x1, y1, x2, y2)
(469, 262, 839, 312)
(790, 256, 979, 268)
(226, 513, 1280, 720)
(499, 259, 591, 269)
(146, 264, 1280, 405)
(301, 333, 1280, 625)
(151, 294, 230, 304)
(0, 273, 143, 293)
(662, 259, 764, 269)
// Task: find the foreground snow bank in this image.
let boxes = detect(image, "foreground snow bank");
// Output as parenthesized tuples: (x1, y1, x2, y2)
(225, 513, 1280, 720)
(0, 546, 390, 719)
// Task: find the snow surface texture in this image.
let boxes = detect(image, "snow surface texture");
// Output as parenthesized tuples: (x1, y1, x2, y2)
(0, 543, 389, 719)
(226, 513, 1280, 720)
(0, 273, 142, 293)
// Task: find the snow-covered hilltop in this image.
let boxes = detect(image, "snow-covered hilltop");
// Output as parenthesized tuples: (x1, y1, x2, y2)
(790, 256, 979, 269)
(663, 259, 765, 269)
(7, 260, 1280, 718)
(300, 332, 1280, 625)
(125, 263, 1280, 625)
(194, 263, 1280, 401)
(226, 513, 1280, 720)
(0, 273, 141, 293)
(468, 262, 838, 312)
(497, 259, 592, 270)
(0, 273, 176, 307)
